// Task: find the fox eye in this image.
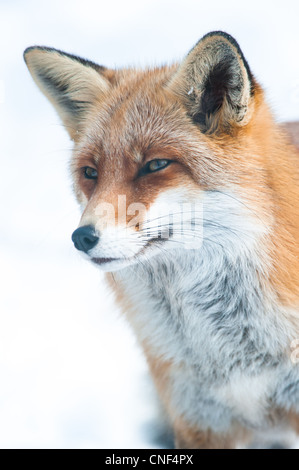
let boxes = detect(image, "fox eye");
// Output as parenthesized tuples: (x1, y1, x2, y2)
(83, 166, 98, 180)
(139, 159, 171, 176)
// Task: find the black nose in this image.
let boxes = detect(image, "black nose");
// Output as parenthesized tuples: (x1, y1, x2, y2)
(71, 225, 99, 253)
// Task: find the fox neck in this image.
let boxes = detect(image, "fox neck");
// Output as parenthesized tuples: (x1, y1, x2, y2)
(216, 93, 299, 311)
(114, 238, 291, 367)
(253, 103, 299, 309)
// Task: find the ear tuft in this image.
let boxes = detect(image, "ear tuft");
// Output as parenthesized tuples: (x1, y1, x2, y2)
(24, 46, 111, 140)
(168, 31, 255, 135)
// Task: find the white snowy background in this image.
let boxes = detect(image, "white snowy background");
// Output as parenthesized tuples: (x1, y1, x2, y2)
(1, 0, 299, 449)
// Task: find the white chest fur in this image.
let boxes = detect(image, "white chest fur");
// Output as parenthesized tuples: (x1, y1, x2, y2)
(115, 244, 296, 431)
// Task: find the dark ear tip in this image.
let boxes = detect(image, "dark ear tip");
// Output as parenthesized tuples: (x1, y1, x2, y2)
(23, 46, 48, 63)
(23, 46, 33, 62)
(201, 31, 237, 42)
(23, 46, 107, 73)
(199, 30, 254, 89)
(200, 31, 244, 58)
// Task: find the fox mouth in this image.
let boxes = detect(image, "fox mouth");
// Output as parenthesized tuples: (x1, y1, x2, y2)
(91, 257, 121, 265)
(90, 237, 168, 266)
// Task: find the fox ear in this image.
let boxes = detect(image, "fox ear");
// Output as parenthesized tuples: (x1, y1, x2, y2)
(24, 46, 111, 140)
(168, 31, 255, 135)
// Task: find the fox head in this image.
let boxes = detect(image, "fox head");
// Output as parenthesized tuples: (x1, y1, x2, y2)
(24, 32, 273, 271)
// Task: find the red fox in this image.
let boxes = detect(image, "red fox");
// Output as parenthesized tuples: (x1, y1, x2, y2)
(24, 31, 299, 449)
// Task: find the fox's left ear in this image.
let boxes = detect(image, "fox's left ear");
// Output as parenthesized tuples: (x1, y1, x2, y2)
(168, 31, 256, 135)
(24, 46, 112, 140)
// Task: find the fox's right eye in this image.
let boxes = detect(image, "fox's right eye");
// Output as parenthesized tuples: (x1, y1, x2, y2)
(83, 166, 98, 180)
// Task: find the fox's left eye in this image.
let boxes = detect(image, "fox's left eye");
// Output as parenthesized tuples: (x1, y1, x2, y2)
(139, 159, 171, 176)
(83, 166, 98, 179)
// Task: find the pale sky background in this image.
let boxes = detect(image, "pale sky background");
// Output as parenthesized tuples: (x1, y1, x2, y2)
(0, 0, 299, 449)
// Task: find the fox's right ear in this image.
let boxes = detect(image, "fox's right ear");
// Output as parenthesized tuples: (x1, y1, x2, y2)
(168, 32, 256, 135)
(24, 46, 111, 140)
